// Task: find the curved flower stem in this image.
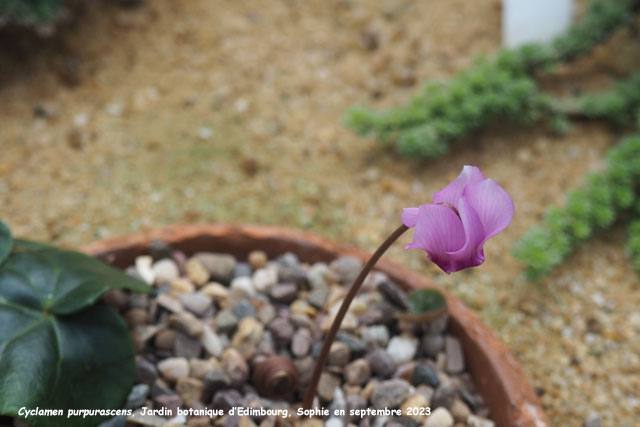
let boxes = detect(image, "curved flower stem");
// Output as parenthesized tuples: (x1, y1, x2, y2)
(302, 224, 409, 411)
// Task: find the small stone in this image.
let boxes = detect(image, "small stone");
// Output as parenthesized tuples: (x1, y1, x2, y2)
(188, 417, 211, 427)
(149, 240, 173, 260)
(126, 384, 149, 409)
(157, 357, 190, 382)
(214, 310, 239, 335)
(258, 304, 276, 324)
(135, 255, 156, 284)
(133, 325, 159, 350)
(267, 317, 294, 347)
(278, 265, 307, 285)
(424, 314, 449, 335)
(361, 325, 390, 348)
(176, 377, 204, 406)
(449, 398, 471, 422)
(202, 368, 231, 403)
(150, 378, 174, 398)
(232, 299, 256, 319)
(344, 359, 371, 386)
(252, 267, 278, 292)
(377, 281, 407, 309)
(230, 277, 256, 298)
(346, 395, 367, 422)
(328, 342, 351, 366)
(308, 263, 330, 289)
(201, 283, 230, 301)
(153, 259, 180, 285)
(170, 278, 196, 294)
(294, 356, 315, 385)
(330, 256, 362, 285)
(367, 348, 396, 378)
(291, 299, 316, 316)
(222, 348, 249, 388)
(370, 378, 411, 409)
(125, 309, 149, 327)
(248, 251, 268, 270)
(212, 389, 243, 410)
(232, 317, 264, 346)
(155, 329, 178, 351)
(431, 381, 458, 409)
(584, 412, 601, 427)
(189, 359, 215, 380)
(317, 372, 341, 401)
(186, 259, 210, 286)
(424, 407, 453, 427)
(136, 359, 159, 385)
(174, 332, 203, 358)
(412, 364, 440, 388)
(422, 334, 444, 358)
(202, 325, 224, 357)
(269, 283, 298, 304)
(444, 336, 464, 375)
(387, 335, 418, 365)
(180, 293, 213, 317)
(290, 313, 314, 330)
(153, 394, 184, 415)
(400, 394, 429, 422)
(291, 327, 312, 357)
(232, 262, 252, 279)
(99, 415, 126, 427)
(157, 294, 184, 314)
(336, 332, 367, 358)
(193, 253, 236, 283)
(307, 285, 330, 309)
(238, 416, 257, 427)
(170, 312, 204, 337)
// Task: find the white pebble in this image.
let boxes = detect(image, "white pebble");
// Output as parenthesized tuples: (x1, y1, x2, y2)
(135, 255, 156, 284)
(201, 325, 223, 357)
(230, 276, 256, 298)
(252, 267, 278, 292)
(386, 335, 418, 365)
(152, 259, 179, 284)
(362, 325, 390, 347)
(325, 418, 344, 427)
(425, 407, 454, 427)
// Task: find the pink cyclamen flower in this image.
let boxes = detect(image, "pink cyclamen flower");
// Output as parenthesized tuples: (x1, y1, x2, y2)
(402, 165, 514, 274)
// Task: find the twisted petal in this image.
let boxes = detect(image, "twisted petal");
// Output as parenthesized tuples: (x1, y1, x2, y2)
(404, 204, 465, 274)
(433, 165, 485, 208)
(462, 179, 514, 245)
(401, 207, 419, 228)
(445, 197, 486, 272)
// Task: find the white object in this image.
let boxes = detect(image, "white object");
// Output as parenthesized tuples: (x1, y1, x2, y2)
(502, 0, 573, 48)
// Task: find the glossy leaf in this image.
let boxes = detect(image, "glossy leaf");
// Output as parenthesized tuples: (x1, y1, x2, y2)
(0, 302, 134, 427)
(406, 288, 447, 315)
(0, 220, 12, 265)
(1, 248, 149, 316)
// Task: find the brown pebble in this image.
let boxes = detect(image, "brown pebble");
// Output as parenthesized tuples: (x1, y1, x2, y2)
(155, 329, 178, 350)
(248, 250, 268, 270)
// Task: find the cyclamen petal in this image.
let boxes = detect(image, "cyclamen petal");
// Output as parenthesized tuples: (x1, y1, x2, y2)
(403, 165, 513, 274)
(433, 165, 486, 208)
(405, 204, 465, 274)
(462, 179, 515, 245)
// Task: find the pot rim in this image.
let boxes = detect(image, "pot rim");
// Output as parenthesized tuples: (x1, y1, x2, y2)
(82, 223, 547, 427)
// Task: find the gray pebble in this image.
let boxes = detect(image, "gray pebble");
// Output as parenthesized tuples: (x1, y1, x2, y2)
(174, 332, 202, 358)
(212, 389, 243, 410)
(232, 299, 256, 319)
(422, 334, 444, 358)
(330, 256, 363, 285)
(584, 412, 601, 427)
(193, 252, 237, 284)
(367, 348, 396, 378)
(202, 369, 231, 403)
(125, 384, 149, 409)
(214, 310, 239, 335)
(291, 328, 312, 357)
(269, 317, 295, 347)
(412, 364, 440, 388)
(377, 281, 407, 310)
(444, 336, 464, 374)
(232, 262, 252, 279)
(362, 325, 390, 348)
(431, 380, 458, 409)
(179, 293, 213, 317)
(269, 283, 298, 304)
(328, 341, 351, 366)
(135, 359, 158, 385)
(370, 378, 411, 409)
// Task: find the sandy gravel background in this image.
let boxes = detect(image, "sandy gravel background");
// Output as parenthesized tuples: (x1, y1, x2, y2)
(1, 0, 639, 425)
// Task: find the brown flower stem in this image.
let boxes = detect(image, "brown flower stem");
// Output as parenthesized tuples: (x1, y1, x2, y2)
(302, 224, 409, 411)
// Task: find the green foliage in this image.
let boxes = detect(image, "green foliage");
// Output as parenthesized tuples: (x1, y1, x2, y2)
(0, 221, 150, 426)
(344, 0, 640, 159)
(626, 213, 640, 273)
(0, 0, 65, 25)
(406, 288, 447, 315)
(579, 72, 640, 128)
(0, 220, 11, 265)
(513, 135, 640, 280)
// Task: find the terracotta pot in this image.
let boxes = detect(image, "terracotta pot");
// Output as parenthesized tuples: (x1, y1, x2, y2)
(82, 224, 547, 427)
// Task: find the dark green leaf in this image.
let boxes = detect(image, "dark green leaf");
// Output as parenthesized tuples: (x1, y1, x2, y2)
(0, 303, 134, 427)
(406, 288, 447, 315)
(1, 249, 149, 316)
(0, 220, 12, 265)
(12, 238, 57, 252)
